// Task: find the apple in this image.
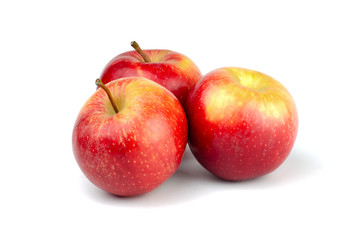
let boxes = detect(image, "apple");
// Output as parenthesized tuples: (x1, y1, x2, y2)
(100, 41, 202, 107)
(72, 77, 188, 196)
(186, 67, 298, 181)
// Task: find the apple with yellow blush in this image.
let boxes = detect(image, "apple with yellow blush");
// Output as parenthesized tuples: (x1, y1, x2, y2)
(186, 67, 298, 181)
(72, 77, 188, 196)
(100, 41, 202, 107)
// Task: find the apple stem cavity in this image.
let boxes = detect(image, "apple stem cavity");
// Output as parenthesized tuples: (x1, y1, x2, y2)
(95, 79, 119, 114)
(131, 41, 151, 63)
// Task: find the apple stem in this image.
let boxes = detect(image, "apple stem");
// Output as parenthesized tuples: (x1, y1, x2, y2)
(95, 79, 119, 114)
(131, 41, 151, 63)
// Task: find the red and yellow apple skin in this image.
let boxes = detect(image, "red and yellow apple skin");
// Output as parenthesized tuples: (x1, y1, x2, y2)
(72, 77, 188, 196)
(100, 50, 202, 107)
(186, 67, 298, 181)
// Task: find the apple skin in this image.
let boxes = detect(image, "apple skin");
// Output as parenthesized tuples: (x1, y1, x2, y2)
(72, 77, 188, 196)
(186, 67, 298, 181)
(100, 49, 202, 107)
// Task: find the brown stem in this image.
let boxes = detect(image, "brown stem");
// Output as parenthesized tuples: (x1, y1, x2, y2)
(95, 79, 119, 114)
(131, 41, 151, 62)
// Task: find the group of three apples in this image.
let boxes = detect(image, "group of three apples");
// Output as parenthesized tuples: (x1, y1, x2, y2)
(72, 42, 298, 196)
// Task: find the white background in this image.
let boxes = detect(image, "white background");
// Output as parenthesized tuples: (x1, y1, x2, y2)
(1, 0, 362, 239)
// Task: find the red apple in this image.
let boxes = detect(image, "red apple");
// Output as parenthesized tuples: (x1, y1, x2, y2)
(72, 77, 188, 196)
(100, 41, 202, 107)
(186, 67, 298, 181)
